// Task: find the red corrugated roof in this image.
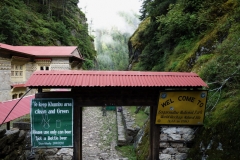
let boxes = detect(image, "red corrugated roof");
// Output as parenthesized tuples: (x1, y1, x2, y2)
(0, 95, 35, 124)
(25, 70, 208, 88)
(11, 83, 25, 88)
(0, 43, 83, 60)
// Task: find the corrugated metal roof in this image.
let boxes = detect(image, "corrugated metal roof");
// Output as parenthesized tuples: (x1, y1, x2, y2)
(0, 43, 83, 60)
(25, 70, 208, 88)
(11, 83, 25, 88)
(0, 95, 35, 124)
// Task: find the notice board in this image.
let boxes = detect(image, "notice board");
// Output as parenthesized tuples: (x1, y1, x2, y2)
(156, 91, 207, 125)
(31, 98, 73, 148)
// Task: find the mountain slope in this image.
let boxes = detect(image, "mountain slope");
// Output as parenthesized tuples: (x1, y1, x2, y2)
(129, 0, 240, 159)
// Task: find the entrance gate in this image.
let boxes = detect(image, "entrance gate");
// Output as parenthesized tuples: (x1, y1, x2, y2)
(26, 70, 207, 160)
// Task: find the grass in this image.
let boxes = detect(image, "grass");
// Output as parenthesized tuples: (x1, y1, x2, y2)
(115, 145, 137, 160)
(126, 106, 149, 127)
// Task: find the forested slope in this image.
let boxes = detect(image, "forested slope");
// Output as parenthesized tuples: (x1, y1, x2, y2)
(129, 0, 240, 159)
(0, 0, 96, 69)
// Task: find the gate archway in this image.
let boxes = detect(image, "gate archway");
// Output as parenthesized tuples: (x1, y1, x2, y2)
(26, 70, 207, 160)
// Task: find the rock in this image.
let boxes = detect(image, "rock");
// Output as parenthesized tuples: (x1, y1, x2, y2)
(144, 106, 150, 115)
(45, 148, 58, 155)
(178, 147, 189, 153)
(0, 129, 6, 138)
(99, 152, 109, 159)
(160, 134, 168, 141)
(159, 154, 171, 160)
(16, 130, 26, 143)
(0, 136, 8, 150)
(175, 153, 187, 160)
(57, 148, 73, 156)
(170, 142, 183, 148)
(162, 127, 177, 134)
(176, 127, 194, 134)
(160, 142, 169, 148)
(162, 147, 178, 154)
(168, 134, 181, 141)
(45, 155, 62, 160)
(5, 128, 20, 144)
(182, 134, 194, 141)
(63, 155, 72, 160)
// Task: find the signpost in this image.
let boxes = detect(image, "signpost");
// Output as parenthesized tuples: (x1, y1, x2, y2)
(31, 98, 73, 148)
(156, 91, 207, 125)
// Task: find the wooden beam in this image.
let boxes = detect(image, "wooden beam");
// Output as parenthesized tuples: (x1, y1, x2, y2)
(149, 105, 160, 160)
(35, 87, 160, 106)
(73, 98, 82, 160)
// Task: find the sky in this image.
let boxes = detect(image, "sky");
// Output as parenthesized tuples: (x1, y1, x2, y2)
(78, 0, 142, 32)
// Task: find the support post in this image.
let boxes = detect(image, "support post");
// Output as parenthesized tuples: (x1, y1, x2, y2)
(149, 105, 160, 160)
(73, 101, 82, 160)
(7, 122, 10, 130)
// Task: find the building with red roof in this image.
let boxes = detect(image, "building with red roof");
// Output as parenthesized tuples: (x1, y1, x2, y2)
(0, 43, 84, 102)
(0, 43, 84, 128)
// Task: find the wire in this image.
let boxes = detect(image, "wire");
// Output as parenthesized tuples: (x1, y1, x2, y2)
(0, 88, 32, 127)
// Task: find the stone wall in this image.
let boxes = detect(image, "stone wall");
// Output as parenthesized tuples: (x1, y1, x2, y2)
(159, 126, 195, 160)
(120, 107, 140, 144)
(0, 58, 11, 101)
(117, 106, 141, 146)
(51, 58, 70, 70)
(0, 128, 27, 160)
(0, 121, 73, 160)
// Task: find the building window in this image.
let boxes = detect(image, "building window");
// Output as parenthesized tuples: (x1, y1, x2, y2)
(11, 65, 23, 77)
(19, 93, 24, 98)
(12, 94, 18, 99)
(40, 66, 49, 70)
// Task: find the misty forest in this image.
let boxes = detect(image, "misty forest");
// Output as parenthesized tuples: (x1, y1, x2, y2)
(0, 0, 240, 159)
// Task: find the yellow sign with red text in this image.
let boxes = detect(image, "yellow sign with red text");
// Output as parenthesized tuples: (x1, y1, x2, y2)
(156, 91, 207, 125)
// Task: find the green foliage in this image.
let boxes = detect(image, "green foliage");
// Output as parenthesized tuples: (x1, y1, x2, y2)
(188, 92, 240, 160)
(125, 106, 149, 127)
(136, 119, 150, 160)
(0, 0, 95, 69)
(131, 0, 240, 158)
(115, 145, 137, 160)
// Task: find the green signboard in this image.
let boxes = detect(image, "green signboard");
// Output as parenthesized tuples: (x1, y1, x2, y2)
(31, 98, 73, 148)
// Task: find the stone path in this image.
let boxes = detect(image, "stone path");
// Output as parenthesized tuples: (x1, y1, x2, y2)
(82, 107, 125, 160)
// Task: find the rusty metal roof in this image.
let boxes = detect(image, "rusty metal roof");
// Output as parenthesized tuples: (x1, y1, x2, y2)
(25, 70, 208, 88)
(0, 95, 35, 124)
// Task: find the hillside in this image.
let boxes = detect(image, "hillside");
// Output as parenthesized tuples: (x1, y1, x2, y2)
(0, 0, 96, 69)
(129, 0, 240, 159)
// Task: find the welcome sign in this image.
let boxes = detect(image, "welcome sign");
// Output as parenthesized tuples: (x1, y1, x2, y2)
(156, 91, 207, 125)
(31, 98, 73, 148)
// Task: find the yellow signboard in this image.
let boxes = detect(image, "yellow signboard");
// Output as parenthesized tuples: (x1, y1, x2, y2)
(156, 91, 207, 125)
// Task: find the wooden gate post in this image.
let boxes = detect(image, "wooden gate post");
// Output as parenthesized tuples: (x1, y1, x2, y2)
(73, 101, 82, 160)
(150, 105, 160, 160)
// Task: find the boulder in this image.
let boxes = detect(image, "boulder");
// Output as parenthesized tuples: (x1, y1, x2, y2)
(0, 129, 6, 138)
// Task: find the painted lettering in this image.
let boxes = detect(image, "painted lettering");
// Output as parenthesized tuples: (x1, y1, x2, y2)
(178, 96, 195, 102)
(35, 109, 47, 114)
(161, 99, 174, 107)
(57, 108, 69, 114)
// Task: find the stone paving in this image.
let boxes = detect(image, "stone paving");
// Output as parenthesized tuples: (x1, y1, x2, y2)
(82, 107, 125, 160)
